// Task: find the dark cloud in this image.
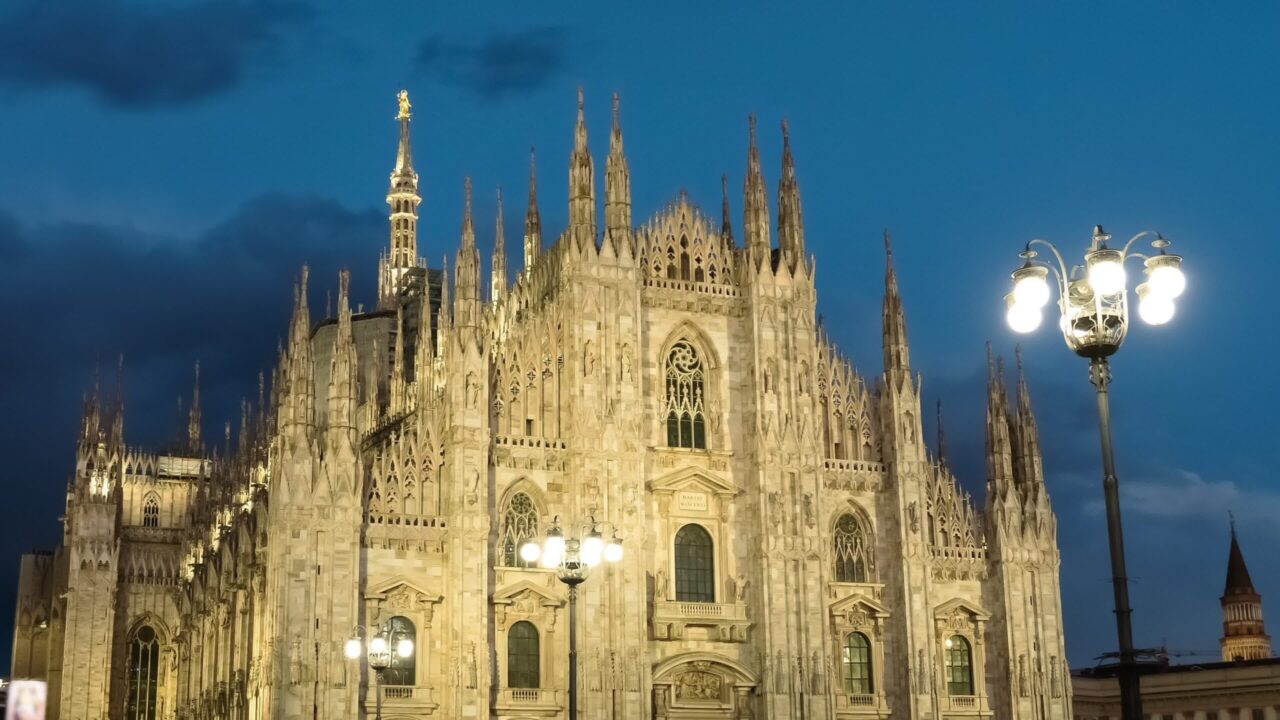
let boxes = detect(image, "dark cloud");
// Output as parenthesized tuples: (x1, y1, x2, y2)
(0, 0, 308, 109)
(414, 27, 571, 101)
(0, 194, 381, 663)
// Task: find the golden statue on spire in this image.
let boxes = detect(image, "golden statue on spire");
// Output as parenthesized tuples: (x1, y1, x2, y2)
(397, 89, 411, 120)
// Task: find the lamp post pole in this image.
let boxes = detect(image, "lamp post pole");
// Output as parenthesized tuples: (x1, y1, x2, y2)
(1003, 225, 1187, 720)
(519, 517, 624, 720)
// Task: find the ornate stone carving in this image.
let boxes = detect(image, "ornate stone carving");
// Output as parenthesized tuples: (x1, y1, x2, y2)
(674, 666, 722, 700)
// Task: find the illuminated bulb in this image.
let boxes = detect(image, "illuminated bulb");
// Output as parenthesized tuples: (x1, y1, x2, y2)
(1086, 249, 1126, 296)
(604, 538, 624, 563)
(368, 636, 388, 655)
(1137, 284, 1175, 325)
(1148, 262, 1186, 299)
(1011, 265, 1050, 309)
(396, 638, 414, 658)
(1005, 294, 1041, 334)
(519, 541, 541, 563)
(541, 534, 566, 569)
(344, 638, 362, 660)
(582, 530, 605, 567)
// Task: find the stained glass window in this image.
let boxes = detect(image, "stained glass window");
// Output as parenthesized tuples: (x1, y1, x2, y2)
(125, 626, 159, 720)
(500, 492, 539, 568)
(664, 341, 707, 449)
(833, 513, 872, 583)
(508, 621, 540, 688)
(675, 524, 715, 602)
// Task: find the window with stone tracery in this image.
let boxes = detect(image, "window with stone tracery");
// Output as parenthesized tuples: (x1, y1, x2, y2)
(125, 625, 160, 720)
(500, 492, 539, 568)
(143, 495, 160, 528)
(833, 513, 872, 583)
(664, 341, 707, 449)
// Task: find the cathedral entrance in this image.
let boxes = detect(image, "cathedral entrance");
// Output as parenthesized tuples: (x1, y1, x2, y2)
(651, 653, 757, 719)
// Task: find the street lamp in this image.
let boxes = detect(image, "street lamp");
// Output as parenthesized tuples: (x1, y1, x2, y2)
(344, 621, 415, 720)
(1004, 225, 1186, 720)
(519, 517, 623, 719)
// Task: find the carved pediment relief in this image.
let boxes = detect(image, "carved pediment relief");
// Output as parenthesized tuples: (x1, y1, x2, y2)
(492, 578, 565, 608)
(365, 575, 443, 613)
(933, 597, 989, 636)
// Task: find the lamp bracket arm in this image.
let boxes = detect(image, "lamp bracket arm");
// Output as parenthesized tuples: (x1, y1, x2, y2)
(1121, 231, 1160, 257)
(1028, 239, 1072, 294)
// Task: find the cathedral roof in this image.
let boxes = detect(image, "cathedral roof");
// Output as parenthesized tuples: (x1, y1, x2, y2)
(1223, 530, 1261, 600)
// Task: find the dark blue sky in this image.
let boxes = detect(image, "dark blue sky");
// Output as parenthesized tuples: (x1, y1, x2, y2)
(2, 0, 1278, 669)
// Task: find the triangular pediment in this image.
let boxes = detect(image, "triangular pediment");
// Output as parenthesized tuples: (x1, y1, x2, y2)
(493, 578, 565, 607)
(366, 575, 442, 605)
(650, 466, 736, 497)
(934, 597, 990, 621)
(829, 592, 891, 618)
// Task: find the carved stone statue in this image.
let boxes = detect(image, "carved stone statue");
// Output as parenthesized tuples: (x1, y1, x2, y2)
(733, 573, 749, 603)
(655, 569, 669, 600)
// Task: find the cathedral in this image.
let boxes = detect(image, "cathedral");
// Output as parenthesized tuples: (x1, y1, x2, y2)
(9, 89, 1071, 720)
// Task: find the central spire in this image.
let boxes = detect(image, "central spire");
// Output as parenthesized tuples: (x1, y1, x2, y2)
(882, 230, 911, 377)
(380, 89, 424, 309)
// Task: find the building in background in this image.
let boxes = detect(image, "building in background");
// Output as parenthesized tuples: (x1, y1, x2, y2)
(9, 90, 1073, 720)
(1072, 530, 1277, 720)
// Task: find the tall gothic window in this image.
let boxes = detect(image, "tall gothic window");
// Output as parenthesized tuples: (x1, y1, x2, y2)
(664, 341, 707, 449)
(125, 625, 160, 720)
(383, 616, 416, 686)
(500, 492, 539, 568)
(143, 496, 160, 528)
(945, 635, 974, 695)
(508, 621, 540, 688)
(833, 513, 872, 583)
(842, 632, 873, 694)
(674, 524, 715, 602)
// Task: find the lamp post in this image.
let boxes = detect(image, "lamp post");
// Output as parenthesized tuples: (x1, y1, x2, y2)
(344, 621, 415, 720)
(1004, 225, 1186, 720)
(518, 517, 624, 719)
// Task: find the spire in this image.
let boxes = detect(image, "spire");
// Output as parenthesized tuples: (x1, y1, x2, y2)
(604, 91, 631, 254)
(743, 114, 771, 259)
(390, 304, 407, 413)
(1221, 527, 1272, 661)
(882, 230, 911, 377)
(721, 174, 734, 246)
(985, 344, 1017, 502)
(524, 147, 542, 270)
(380, 89, 423, 309)
(454, 180, 481, 328)
(1012, 345, 1045, 490)
(492, 187, 507, 302)
(187, 361, 202, 453)
(568, 87, 596, 253)
(776, 119, 805, 264)
(285, 265, 315, 435)
(936, 399, 948, 467)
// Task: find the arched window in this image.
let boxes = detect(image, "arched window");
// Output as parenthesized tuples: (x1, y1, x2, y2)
(508, 621, 540, 688)
(142, 496, 160, 528)
(664, 341, 707, 449)
(125, 625, 160, 720)
(500, 492, 539, 568)
(945, 635, 974, 695)
(842, 632, 873, 694)
(674, 524, 715, 602)
(833, 513, 872, 583)
(382, 616, 416, 686)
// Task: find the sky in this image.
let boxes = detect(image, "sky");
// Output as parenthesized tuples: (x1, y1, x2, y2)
(1, 0, 1278, 670)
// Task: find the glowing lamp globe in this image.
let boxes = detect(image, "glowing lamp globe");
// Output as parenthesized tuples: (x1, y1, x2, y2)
(1005, 294, 1042, 334)
(1012, 265, 1050, 309)
(344, 638, 362, 660)
(1147, 257, 1186, 299)
(1086, 249, 1126, 296)
(519, 541, 541, 563)
(368, 636, 388, 656)
(604, 538, 624, 563)
(1137, 284, 1175, 325)
(582, 531, 604, 567)
(541, 533, 566, 569)
(396, 638, 414, 659)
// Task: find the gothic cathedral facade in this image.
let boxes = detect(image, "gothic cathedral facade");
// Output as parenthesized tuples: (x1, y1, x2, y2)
(10, 91, 1071, 720)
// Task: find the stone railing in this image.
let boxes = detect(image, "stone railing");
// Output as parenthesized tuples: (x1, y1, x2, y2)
(495, 687, 562, 712)
(652, 600, 750, 642)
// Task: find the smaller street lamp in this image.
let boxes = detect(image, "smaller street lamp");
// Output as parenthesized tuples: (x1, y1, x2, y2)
(518, 517, 623, 719)
(345, 622, 415, 720)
